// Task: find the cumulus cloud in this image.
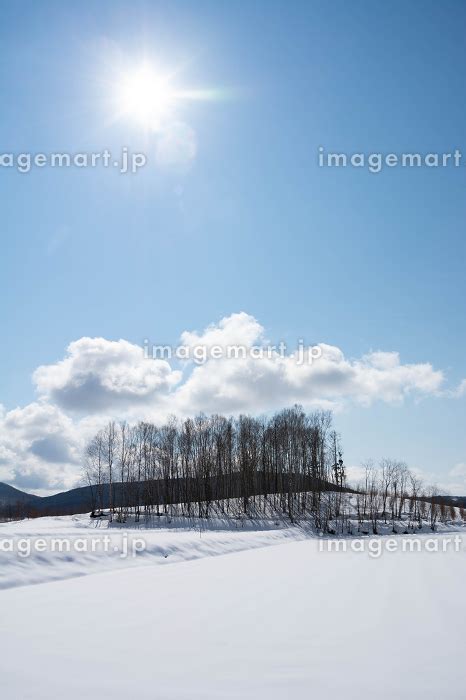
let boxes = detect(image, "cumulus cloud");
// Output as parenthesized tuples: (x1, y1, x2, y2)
(0, 402, 84, 494)
(172, 325, 444, 415)
(10, 465, 66, 492)
(30, 435, 76, 464)
(0, 311, 461, 493)
(33, 337, 181, 413)
(180, 312, 265, 351)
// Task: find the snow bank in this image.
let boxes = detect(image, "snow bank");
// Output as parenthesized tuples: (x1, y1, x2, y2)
(0, 513, 308, 590)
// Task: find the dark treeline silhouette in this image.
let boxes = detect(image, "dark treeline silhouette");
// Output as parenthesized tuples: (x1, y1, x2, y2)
(84, 406, 349, 527)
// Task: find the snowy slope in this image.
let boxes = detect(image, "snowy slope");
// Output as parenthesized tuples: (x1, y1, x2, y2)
(0, 513, 309, 589)
(1, 506, 464, 590)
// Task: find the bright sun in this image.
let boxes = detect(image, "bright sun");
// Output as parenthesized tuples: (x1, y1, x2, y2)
(115, 62, 176, 129)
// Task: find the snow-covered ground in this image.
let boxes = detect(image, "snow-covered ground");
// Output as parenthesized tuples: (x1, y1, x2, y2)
(1, 513, 465, 698)
(0, 512, 309, 589)
(2, 504, 462, 590)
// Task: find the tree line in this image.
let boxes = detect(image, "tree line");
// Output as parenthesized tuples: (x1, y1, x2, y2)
(83, 406, 464, 533)
(352, 459, 465, 534)
(2, 405, 462, 531)
(84, 406, 347, 528)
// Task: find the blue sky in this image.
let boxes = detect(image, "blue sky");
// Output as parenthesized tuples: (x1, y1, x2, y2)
(1, 0, 466, 493)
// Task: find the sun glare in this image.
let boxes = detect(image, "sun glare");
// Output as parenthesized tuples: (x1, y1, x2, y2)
(115, 63, 176, 129)
(109, 55, 227, 131)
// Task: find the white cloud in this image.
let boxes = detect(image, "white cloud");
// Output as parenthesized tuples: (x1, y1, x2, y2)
(0, 402, 84, 494)
(33, 337, 181, 413)
(172, 325, 444, 415)
(442, 463, 466, 495)
(0, 311, 461, 494)
(180, 312, 265, 351)
(452, 379, 466, 398)
(344, 465, 369, 485)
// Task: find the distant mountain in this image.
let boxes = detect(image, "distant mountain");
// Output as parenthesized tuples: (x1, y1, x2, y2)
(0, 482, 42, 507)
(1, 479, 463, 520)
(0, 482, 96, 517)
(1, 475, 348, 518)
(427, 495, 466, 508)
